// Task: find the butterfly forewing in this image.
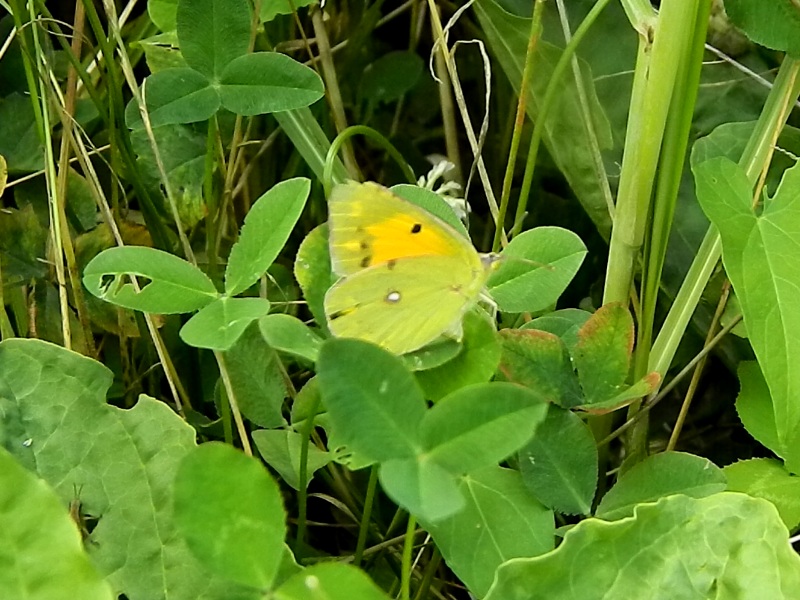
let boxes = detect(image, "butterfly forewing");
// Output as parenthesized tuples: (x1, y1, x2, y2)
(328, 181, 478, 276)
(325, 255, 489, 355)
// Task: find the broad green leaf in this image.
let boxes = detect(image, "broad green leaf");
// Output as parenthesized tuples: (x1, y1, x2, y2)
(148, 0, 178, 31)
(180, 297, 271, 350)
(422, 467, 554, 598)
(252, 429, 332, 490)
(0, 446, 113, 600)
(0, 93, 43, 172)
(489, 227, 587, 313)
(139, 68, 219, 127)
(176, 0, 250, 78)
(294, 224, 334, 333)
(379, 457, 464, 522)
(725, 458, 800, 530)
(0, 339, 251, 599)
(474, 0, 613, 237)
(360, 51, 424, 103)
(223, 322, 287, 428)
(226, 178, 310, 296)
(415, 310, 501, 401)
(174, 443, 286, 589)
(519, 407, 597, 515)
(486, 493, 800, 600)
(83, 246, 218, 313)
(596, 452, 726, 521)
(522, 308, 592, 354)
(259, 314, 323, 362)
(421, 383, 547, 474)
(125, 112, 207, 228)
(219, 53, 325, 115)
(573, 303, 632, 405)
(695, 157, 800, 471)
(317, 339, 426, 462)
(139, 31, 186, 73)
(401, 338, 462, 372)
(736, 361, 783, 458)
(273, 562, 390, 600)
(498, 329, 583, 408)
(0, 204, 48, 281)
(724, 0, 800, 57)
(260, 0, 318, 22)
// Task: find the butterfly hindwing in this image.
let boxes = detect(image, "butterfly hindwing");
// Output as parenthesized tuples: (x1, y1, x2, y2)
(324, 255, 488, 355)
(328, 181, 478, 276)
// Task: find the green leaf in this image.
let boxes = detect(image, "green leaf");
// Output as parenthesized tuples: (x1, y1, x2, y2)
(596, 452, 726, 521)
(125, 114, 208, 228)
(421, 382, 547, 474)
(498, 329, 583, 408)
(0, 339, 249, 599)
(260, 0, 318, 23)
(360, 51, 424, 103)
(83, 246, 218, 314)
(176, 0, 251, 78)
(317, 339, 426, 462)
(736, 361, 783, 457)
(219, 53, 325, 115)
(0, 93, 43, 173)
(489, 227, 587, 313)
(148, 0, 178, 31)
(294, 224, 334, 333)
(422, 467, 554, 598)
(139, 31, 187, 73)
(273, 562, 390, 600)
(259, 314, 323, 362)
(252, 429, 333, 490)
(522, 308, 592, 354)
(174, 442, 286, 589)
(474, 0, 614, 237)
(224, 322, 287, 428)
(180, 296, 271, 350)
(379, 457, 464, 522)
(518, 407, 597, 515)
(0, 204, 48, 281)
(139, 68, 219, 127)
(695, 157, 800, 471)
(226, 178, 310, 296)
(0, 446, 113, 600)
(573, 303, 633, 405)
(401, 339, 462, 372)
(573, 373, 659, 415)
(725, 458, 800, 531)
(486, 493, 800, 600)
(724, 0, 800, 57)
(415, 310, 501, 401)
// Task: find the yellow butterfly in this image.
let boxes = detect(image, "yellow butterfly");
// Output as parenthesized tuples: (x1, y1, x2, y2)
(324, 181, 498, 355)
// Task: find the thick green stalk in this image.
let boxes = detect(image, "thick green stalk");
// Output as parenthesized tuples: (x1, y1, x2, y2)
(603, 0, 701, 305)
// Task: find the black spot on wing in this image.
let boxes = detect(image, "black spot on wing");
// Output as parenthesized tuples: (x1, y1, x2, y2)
(411, 223, 422, 234)
(360, 255, 372, 268)
(386, 259, 397, 270)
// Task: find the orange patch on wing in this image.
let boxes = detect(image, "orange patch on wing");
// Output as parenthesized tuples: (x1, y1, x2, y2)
(364, 214, 458, 266)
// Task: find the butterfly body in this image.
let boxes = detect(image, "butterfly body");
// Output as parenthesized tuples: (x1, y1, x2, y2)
(324, 181, 495, 355)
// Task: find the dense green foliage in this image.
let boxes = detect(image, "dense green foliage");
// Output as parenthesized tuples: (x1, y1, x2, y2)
(2, 0, 800, 598)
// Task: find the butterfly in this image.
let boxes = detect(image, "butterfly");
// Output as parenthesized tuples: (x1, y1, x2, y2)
(324, 181, 498, 355)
